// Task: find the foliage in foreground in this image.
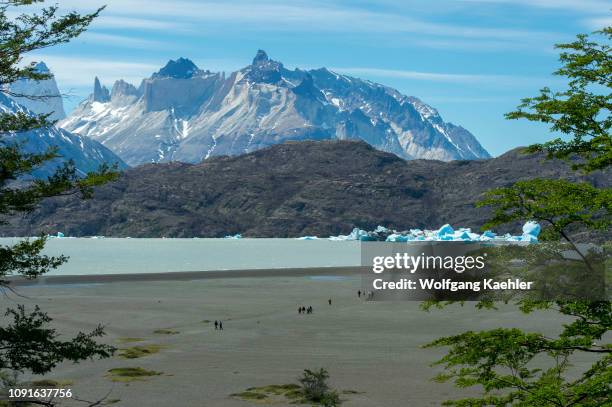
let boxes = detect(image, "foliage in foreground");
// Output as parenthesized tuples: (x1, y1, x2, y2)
(0, 0, 119, 385)
(425, 26, 612, 406)
(506, 27, 611, 172)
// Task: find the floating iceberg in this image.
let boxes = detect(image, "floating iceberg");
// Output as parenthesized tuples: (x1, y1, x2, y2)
(436, 224, 454, 238)
(224, 233, 242, 239)
(297, 236, 319, 240)
(520, 234, 539, 242)
(522, 221, 541, 237)
(386, 233, 414, 242)
(328, 222, 541, 243)
(479, 230, 496, 241)
(328, 226, 395, 242)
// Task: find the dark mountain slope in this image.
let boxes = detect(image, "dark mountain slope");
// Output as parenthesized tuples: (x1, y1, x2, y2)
(1, 140, 607, 238)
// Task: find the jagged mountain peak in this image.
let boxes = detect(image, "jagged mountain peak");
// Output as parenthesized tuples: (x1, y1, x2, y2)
(111, 79, 139, 99)
(243, 50, 284, 84)
(60, 50, 491, 166)
(8, 60, 66, 121)
(32, 61, 50, 73)
(92, 76, 110, 103)
(153, 57, 200, 79)
(252, 49, 269, 65)
(0, 92, 127, 178)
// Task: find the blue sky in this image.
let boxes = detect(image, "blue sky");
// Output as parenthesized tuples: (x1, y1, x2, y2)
(23, 0, 612, 156)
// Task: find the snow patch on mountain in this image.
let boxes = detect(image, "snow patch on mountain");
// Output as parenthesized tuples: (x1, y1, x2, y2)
(60, 52, 491, 166)
(6, 62, 66, 121)
(0, 64, 127, 177)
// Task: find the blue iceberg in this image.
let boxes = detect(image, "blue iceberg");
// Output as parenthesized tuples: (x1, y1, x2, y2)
(328, 222, 541, 243)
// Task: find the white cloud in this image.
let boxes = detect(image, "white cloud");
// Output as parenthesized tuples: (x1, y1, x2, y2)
(331, 67, 552, 87)
(458, 0, 611, 13)
(91, 15, 187, 31)
(332, 67, 489, 83)
(22, 55, 158, 88)
(78, 32, 169, 49)
(55, 0, 556, 42)
(406, 37, 530, 52)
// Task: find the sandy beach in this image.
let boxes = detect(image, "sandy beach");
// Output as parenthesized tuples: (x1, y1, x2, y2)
(5, 270, 589, 407)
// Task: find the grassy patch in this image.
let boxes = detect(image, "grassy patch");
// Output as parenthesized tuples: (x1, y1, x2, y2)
(231, 391, 268, 400)
(233, 383, 360, 405)
(30, 379, 74, 387)
(118, 345, 165, 359)
(116, 337, 144, 343)
(106, 367, 162, 382)
(232, 384, 305, 404)
(255, 384, 301, 395)
(153, 329, 179, 335)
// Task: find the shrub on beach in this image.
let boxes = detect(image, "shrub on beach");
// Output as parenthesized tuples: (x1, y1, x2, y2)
(298, 368, 341, 406)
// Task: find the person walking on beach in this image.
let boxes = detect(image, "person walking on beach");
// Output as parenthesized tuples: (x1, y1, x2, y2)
(219, 321, 223, 330)
(214, 320, 218, 330)
(358, 290, 361, 298)
(328, 298, 332, 306)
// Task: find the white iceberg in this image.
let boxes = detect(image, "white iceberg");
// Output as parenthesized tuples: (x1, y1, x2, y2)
(224, 233, 242, 239)
(436, 224, 454, 238)
(522, 221, 541, 237)
(328, 227, 369, 241)
(329, 222, 541, 243)
(374, 225, 389, 234)
(386, 233, 413, 242)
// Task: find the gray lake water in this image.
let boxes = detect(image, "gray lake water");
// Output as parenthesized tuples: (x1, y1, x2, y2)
(0, 238, 361, 275)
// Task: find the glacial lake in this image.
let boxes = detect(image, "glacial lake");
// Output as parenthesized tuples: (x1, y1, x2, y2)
(0, 238, 361, 276)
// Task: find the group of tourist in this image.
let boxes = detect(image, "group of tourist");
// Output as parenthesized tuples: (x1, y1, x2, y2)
(298, 306, 314, 314)
(357, 290, 374, 300)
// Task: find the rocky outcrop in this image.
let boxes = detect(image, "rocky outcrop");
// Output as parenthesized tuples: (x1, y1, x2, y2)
(1, 140, 605, 238)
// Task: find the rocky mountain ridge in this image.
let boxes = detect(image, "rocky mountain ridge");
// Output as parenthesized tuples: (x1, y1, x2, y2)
(60, 51, 491, 166)
(1, 140, 605, 238)
(0, 66, 127, 178)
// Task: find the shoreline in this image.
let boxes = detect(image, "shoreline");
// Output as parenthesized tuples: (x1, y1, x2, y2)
(8, 266, 369, 286)
(12, 273, 579, 406)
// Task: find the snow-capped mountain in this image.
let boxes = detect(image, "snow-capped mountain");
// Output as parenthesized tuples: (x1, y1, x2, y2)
(7, 62, 66, 122)
(0, 88, 127, 178)
(60, 51, 490, 166)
